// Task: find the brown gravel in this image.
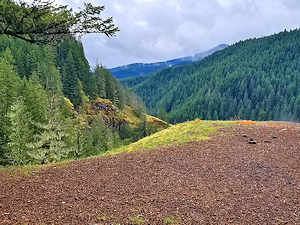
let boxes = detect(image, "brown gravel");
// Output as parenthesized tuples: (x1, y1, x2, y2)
(0, 123, 299, 225)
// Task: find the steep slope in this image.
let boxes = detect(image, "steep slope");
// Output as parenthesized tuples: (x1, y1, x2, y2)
(120, 74, 150, 88)
(110, 44, 228, 79)
(131, 29, 300, 123)
(0, 36, 167, 166)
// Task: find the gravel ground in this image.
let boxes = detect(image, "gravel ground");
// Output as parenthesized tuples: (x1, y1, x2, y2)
(0, 123, 299, 225)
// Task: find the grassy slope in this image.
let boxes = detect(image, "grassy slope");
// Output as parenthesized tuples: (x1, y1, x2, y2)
(122, 105, 169, 131)
(0, 120, 241, 176)
(108, 120, 236, 154)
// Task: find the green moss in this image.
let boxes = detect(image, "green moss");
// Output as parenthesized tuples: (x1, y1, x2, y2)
(129, 216, 145, 224)
(0, 160, 71, 177)
(164, 217, 178, 224)
(107, 120, 235, 154)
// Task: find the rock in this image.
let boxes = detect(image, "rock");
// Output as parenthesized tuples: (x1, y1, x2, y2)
(248, 140, 257, 144)
(272, 136, 278, 139)
(264, 140, 271, 143)
(242, 134, 248, 138)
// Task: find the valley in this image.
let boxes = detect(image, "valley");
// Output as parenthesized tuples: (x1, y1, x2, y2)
(126, 29, 300, 123)
(0, 1, 299, 224)
(110, 44, 228, 79)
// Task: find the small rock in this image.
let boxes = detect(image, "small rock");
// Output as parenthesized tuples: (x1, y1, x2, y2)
(62, 201, 66, 204)
(248, 140, 257, 144)
(264, 140, 271, 143)
(272, 136, 278, 139)
(242, 134, 248, 138)
(4, 212, 9, 215)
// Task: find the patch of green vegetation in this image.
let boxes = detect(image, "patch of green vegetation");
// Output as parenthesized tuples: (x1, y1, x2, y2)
(164, 217, 179, 224)
(109, 120, 234, 154)
(98, 215, 109, 221)
(129, 216, 145, 224)
(97, 214, 121, 224)
(0, 160, 71, 178)
(0, 120, 235, 178)
(0, 165, 41, 177)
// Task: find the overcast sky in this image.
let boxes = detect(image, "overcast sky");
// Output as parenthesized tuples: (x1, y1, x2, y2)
(61, 0, 300, 68)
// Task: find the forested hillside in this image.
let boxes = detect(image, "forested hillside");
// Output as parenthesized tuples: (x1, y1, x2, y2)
(110, 44, 228, 79)
(0, 36, 166, 166)
(130, 29, 300, 123)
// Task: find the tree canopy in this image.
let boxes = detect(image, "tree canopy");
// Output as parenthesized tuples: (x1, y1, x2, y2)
(127, 29, 300, 123)
(0, 0, 119, 44)
(0, 35, 159, 166)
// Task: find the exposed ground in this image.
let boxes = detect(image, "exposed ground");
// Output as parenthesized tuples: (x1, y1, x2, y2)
(0, 122, 299, 225)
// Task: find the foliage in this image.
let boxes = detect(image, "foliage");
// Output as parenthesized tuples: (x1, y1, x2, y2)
(164, 217, 178, 225)
(0, 0, 119, 44)
(129, 29, 300, 123)
(26, 96, 73, 164)
(120, 75, 150, 88)
(57, 40, 131, 109)
(0, 51, 22, 164)
(111, 120, 234, 154)
(158, 107, 169, 123)
(0, 35, 163, 166)
(7, 98, 32, 165)
(0, 1, 166, 166)
(129, 216, 145, 225)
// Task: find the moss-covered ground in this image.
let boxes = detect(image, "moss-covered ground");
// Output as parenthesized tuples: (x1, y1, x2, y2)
(107, 120, 236, 154)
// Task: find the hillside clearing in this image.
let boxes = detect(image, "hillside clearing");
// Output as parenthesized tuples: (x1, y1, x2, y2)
(110, 120, 235, 154)
(0, 121, 299, 224)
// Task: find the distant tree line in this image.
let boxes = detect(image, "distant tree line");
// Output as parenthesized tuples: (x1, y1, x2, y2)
(128, 29, 300, 123)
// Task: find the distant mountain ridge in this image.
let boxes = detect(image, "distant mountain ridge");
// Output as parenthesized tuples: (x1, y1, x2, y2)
(110, 44, 228, 79)
(128, 29, 300, 123)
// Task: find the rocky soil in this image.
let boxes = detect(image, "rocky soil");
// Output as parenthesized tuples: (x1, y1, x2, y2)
(0, 123, 299, 224)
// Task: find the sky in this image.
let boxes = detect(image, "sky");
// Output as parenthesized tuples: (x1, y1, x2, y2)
(60, 0, 300, 68)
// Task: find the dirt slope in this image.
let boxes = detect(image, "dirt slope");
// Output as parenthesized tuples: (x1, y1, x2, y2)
(0, 123, 299, 224)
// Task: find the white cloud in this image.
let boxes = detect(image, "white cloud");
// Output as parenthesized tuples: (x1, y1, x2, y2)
(59, 0, 300, 68)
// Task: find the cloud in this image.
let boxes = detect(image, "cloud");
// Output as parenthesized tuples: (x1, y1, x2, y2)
(60, 0, 300, 67)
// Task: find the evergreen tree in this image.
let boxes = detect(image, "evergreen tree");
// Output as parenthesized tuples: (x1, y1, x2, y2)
(7, 98, 32, 165)
(127, 28, 300, 123)
(158, 107, 168, 122)
(294, 95, 300, 121)
(0, 50, 21, 164)
(27, 96, 73, 164)
(61, 52, 80, 106)
(0, 0, 119, 44)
